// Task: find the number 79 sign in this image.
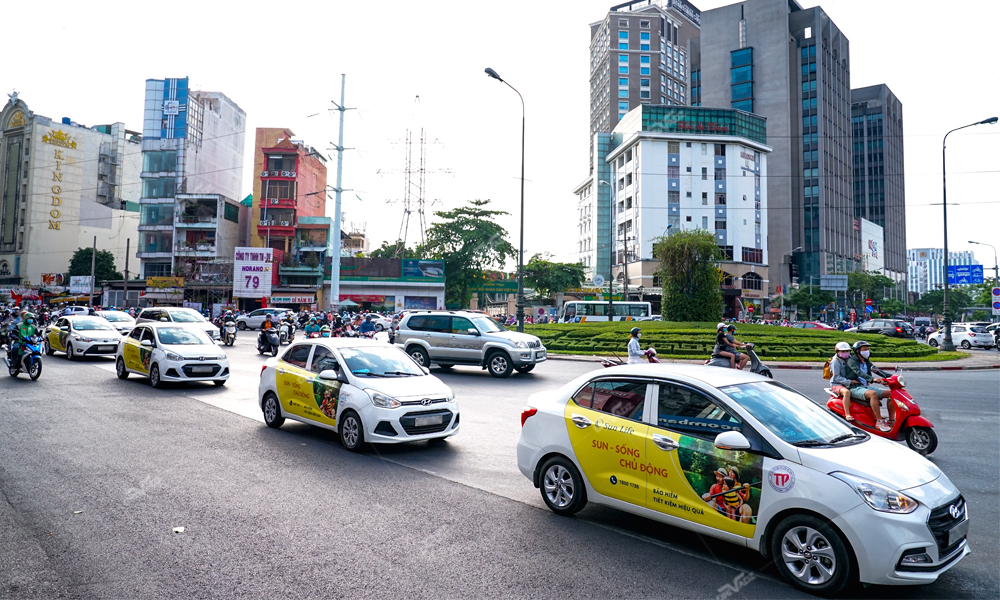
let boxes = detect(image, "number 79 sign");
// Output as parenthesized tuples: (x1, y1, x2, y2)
(233, 247, 274, 298)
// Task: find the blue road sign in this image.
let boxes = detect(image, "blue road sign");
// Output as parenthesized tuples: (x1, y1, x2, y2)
(947, 264, 984, 285)
(864, 305, 873, 313)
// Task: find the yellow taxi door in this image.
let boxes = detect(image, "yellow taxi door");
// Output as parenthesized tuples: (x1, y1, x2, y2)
(275, 344, 321, 422)
(47, 320, 64, 352)
(564, 378, 652, 507)
(123, 328, 144, 372)
(644, 381, 763, 539)
(304, 346, 343, 428)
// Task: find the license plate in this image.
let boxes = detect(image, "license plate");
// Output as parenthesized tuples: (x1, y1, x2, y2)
(191, 366, 214, 374)
(948, 518, 969, 547)
(99, 346, 116, 353)
(414, 415, 443, 427)
(535, 351, 546, 359)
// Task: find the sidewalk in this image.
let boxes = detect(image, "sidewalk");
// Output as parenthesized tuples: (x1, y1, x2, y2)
(547, 348, 1000, 372)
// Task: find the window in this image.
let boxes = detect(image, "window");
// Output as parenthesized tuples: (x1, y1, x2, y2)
(619, 78, 628, 86)
(714, 144, 726, 156)
(732, 99, 753, 112)
(656, 383, 741, 439)
(731, 47, 753, 68)
(619, 19, 628, 28)
(140, 328, 157, 346)
(701, 167, 708, 180)
(640, 67, 650, 75)
(702, 216, 709, 228)
(619, 54, 628, 64)
(701, 143, 707, 155)
(619, 90, 629, 98)
(451, 316, 475, 334)
(702, 192, 708, 205)
(667, 166, 680, 178)
(640, 55, 650, 64)
(640, 20, 650, 28)
(619, 43, 628, 50)
(732, 82, 753, 101)
(731, 66, 752, 84)
(309, 346, 339, 374)
(686, 215, 692, 222)
(619, 31, 628, 39)
(715, 193, 727, 205)
(640, 79, 650, 87)
(715, 169, 726, 181)
(223, 203, 239, 223)
(266, 155, 295, 172)
(640, 32, 650, 40)
(620, 66, 629, 74)
(282, 344, 312, 369)
(619, 102, 628, 111)
(716, 220, 727, 231)
(742, 271, 763, 290)
(640, 90, 650, 99)
(128, 327, 144, 341)
(572, 380, 648, 421)
(141, 177, 176, 199)
(142, 150, 177, 173)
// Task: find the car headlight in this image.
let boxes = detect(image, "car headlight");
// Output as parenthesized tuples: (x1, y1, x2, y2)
(831, 472, 918, 514)
(514, 340, 528, 349)
(74, 335, 93, 343)
(164, 351, 184, 362)
(366, 390, 401, 409)
(217, 353, 227, 360)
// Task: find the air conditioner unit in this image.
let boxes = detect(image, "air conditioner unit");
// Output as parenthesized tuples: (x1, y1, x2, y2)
(280, 221, 290, 226)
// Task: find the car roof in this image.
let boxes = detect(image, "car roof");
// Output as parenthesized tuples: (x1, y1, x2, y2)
(134, 321, 209, 329)
(290, 338, 390, 351)
(63, 315, 106, 321)
(594, 363, 767, 387)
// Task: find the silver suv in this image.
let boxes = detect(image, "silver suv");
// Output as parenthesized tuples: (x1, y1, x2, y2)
(395, 310, 546, 377)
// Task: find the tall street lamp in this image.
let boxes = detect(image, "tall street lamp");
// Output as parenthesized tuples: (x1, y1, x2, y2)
(780, 246, 802, 320)
(940, 116, 997, 351)
(485, 67, 526, 332)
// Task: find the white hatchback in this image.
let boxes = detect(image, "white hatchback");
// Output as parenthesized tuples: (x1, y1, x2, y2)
(927, 325, 994, 349)
(115, 323, 229, 387)
(258, 338, 459, 450)
(517, 364, 969, 595)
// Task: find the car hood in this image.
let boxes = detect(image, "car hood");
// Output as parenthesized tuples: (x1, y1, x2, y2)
(162, 344, 225, 360)
(486, 330, 541, 345)
(75, 330, 121, 339)
(354, 374, 451, 401)
(797, 435, 942, 491)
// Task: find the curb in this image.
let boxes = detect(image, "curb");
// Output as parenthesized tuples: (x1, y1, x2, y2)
(546, 354, 1000, 372)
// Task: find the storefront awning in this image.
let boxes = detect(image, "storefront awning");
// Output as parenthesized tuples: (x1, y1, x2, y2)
(48, 295, 93, 304)
(141, 291, 184, 302)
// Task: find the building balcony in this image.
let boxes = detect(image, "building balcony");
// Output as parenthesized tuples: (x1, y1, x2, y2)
(174, 243, 218, 257)
(260, 170, 297, 179)
(258, 220, 295, 237)
(261, 197, 296, 210)
(175, 214, 218, 228)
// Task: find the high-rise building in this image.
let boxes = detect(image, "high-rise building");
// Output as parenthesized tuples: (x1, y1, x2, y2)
(0, 93, 141, 299)
(575, 105, 771, 316)
(588, 0, 701, 172)
(907, 248, 979, 295)
(137, 77, 247, 285)
(851, 84, 905, 284)
(694, 0, 857, 292)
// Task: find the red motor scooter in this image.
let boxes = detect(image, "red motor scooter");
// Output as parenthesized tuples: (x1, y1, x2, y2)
(825, 373, 938, 455)
(598, 348, 660, 367)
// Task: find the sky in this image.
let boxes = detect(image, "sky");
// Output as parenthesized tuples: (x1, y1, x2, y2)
(4, 0, 998, 272)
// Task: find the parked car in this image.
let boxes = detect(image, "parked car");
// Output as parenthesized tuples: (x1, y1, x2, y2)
(927, 325, 995, 349)
(235, 308, 292, 331)
(135, 307, 220, 340)
(789, 321, 835, 330)
(855, 319, 912, 338)
(394, 310, 546, 377)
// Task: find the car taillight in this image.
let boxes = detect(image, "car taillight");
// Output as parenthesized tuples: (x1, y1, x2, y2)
(895, 327, 902, 333)
(260, 364, 267, 377)
(521, 406, 537, 427)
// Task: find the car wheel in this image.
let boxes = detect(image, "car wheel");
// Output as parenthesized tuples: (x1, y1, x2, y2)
(408, 346, 429, 368)
(770, 515, 851, 596)
(928, 339, 939, 348)
(44, 340, 54, 356)
(261, 393, 284, 428)
(515, 364, 535, 374)
(339, 410, 364, 452)
(149, 364, 162, 389)
(960, 340, 971, 349)
(66, 343, 76, 361)
(906, 426, 938, 455)
(376, 324, 385, 332)
(539, 456, 587, 515)
(487, 351, 513, 378)
(214, 380, 226, 387)
(237, 321, 247, 331)
(116, 357, 129, 380)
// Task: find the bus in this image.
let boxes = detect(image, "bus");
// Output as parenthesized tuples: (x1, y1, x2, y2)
(559, 300, 652, 323)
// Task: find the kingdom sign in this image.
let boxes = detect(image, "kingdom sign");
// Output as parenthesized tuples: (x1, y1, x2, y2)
(42, 130, 76, 231)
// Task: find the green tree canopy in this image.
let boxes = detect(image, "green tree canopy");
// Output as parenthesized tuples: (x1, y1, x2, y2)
(523, 253, 586, 299)
(913, 288, 972, 316)
(368, 240, 422, 259)
(845, 271, 896, 307)
(68, 248, 122, 282)
(781, 284, 835, 314)
(417, 200, 515, 307)
(653, 229, 723, 322)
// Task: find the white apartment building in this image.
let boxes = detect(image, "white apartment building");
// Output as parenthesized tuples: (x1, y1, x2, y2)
(907, 248, 979, 295)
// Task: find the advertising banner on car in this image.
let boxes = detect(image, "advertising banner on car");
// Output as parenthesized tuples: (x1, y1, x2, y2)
(233, 247, 273, 298)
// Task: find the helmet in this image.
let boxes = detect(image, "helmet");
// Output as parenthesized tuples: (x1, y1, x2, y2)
(265, 314, 273, 320)
(852, 340, 871, 350)
(716, 322, 726, 331)
(630, 327, 641, 336)
(320, 325, 330, 331)
(835, 341, 851, 352)
(726, 324, 736, 332)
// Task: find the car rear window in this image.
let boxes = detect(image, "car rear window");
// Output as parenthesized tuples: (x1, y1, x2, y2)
(970, 326, 988, 333)
(407, 316, 427, 330)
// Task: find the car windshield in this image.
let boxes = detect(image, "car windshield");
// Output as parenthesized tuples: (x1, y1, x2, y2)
(73, 319, 115, 331)
(170, 310, 205, 323)
(100, 312, 132, 322)
(339, 346, 424, 377)
(719, 381, 859, 446)
(157, 327, 212, 345)
(472, 316, 504, 333)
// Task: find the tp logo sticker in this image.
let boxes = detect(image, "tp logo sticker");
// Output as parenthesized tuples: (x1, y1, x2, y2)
(768, 466, 795, 493)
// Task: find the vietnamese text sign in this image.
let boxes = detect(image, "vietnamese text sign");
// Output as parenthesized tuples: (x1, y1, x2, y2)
(233, 247, 273, 298)
(271, 295, 316, 304)
(69, 276, 93, 295)
(469, 279, 519, 293)
(146, 277, 184, 289)
(947, 265, 984, 285)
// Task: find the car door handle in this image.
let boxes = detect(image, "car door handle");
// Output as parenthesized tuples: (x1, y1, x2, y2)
(277, 369, 285, 375)
(652, 434, 679, 452)
(570, 413, 592, 429)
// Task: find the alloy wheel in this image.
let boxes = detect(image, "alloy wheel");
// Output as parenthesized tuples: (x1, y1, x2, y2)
(780, 526, 837, 586)
(542, 464, 575, 508)
(342, 415, 360, 448)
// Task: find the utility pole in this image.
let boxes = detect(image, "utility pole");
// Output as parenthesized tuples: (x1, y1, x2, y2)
(89, 236, 96, 307)
(123, 238, 130, 308)
(329, 74, 354, 312)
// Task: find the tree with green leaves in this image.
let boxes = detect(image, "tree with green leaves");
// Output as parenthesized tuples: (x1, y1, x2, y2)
(523, 253, 586, 299)
(653, 229, 723, 322)
(68, 248, 122, 282)
(913, 288, 972, 317)
(845, 271, 896, 308)
(369, 240, 422, 259)
(781, 285, 835, 315)
(418, 200, 515, 308)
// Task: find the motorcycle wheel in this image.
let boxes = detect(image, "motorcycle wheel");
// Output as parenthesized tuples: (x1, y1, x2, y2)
(8, 366, 18, 377)
(271, 345, 278, 357)
(28, 358, 41, 381)
(906, 427, 938, 455)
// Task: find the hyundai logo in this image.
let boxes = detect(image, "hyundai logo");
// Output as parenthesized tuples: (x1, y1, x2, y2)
(421, 398, 431, 406)
(949, 504, 962, 519)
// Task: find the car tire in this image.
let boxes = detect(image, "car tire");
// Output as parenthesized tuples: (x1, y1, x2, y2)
(214, 379, 226, 387)
(770, 514, 851, 596)
(66, 343, 76, 361)
(960, 340, 971, 349)
(538, 456, 587, 516)
(408, 346, 429, 368)
(44, 340, 54, 356)
(339, 410, 365, 452)
(116, 357, 129, 380)
(928, 339, 939, 348)
(149, 364, 162, 389)
(906, 426, 938, 455)
(376, 324, 385, 332)
(515, 364, 535, 374)
(261, 393, 284, 428)
(237, 321, 247, 331)
(486, 351, 514, 378)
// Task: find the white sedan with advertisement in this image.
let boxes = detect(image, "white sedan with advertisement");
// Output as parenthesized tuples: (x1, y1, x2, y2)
(517, 364, 969, 595)
(115, 323, 230, 387)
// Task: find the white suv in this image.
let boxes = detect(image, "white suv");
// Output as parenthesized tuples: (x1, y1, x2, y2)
(236, 308, 292, 330)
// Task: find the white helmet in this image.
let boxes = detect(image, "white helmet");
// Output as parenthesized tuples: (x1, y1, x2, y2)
(716, 322, 726, 331)
(835, 341, 851, 352)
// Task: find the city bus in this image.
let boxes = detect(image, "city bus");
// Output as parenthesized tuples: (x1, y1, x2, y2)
(558, 300, 652, 323)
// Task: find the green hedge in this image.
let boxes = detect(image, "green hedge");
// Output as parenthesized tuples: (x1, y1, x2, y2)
(521, 321, 938, 360)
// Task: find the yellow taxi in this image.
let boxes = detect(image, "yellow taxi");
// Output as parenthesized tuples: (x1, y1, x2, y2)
(44, 315, 123, 360)
(115, 322, 229, 388)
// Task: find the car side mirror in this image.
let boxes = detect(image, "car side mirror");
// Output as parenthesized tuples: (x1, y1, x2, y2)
(714, 431, 751, 451)
(159, 317, 168, 322)
(467, 328, 480, 336)
(140, 340, 153, 347)
(318, 369, 339, 381)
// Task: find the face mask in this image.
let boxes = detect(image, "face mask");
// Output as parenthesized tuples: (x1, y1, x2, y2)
(860, 350, 870, 359)
(837, 352, 850, 359)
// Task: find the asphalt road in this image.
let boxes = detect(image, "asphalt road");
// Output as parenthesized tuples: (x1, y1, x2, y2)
(0, 334, 996, 599)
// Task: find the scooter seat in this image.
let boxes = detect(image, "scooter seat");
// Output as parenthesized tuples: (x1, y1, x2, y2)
(823, 388, 835, 397)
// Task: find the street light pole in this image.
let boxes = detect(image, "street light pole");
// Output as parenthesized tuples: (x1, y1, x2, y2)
(941, 116, 997, 351)
(485, 68, 526, 333)
(780, 246, 802, 321)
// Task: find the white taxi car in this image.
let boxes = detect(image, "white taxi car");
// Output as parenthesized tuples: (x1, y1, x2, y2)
(517, 364, 969, 596)
(44, 315, 123, 360)
(258, 338, 458, 450)
(115, 322, 229, 388)
(927, 324, 994, 349)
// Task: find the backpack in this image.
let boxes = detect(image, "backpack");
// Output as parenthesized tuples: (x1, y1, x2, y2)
(822, 356, 835, 380)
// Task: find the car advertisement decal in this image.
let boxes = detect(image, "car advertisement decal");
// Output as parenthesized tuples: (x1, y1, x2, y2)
(57, 329, 69, 351)
(312, 378, 341, 426)
(47, 328, 61, 351)
(644, 433, 763, 538)
(564, 401, 650, 508)
(139, 346, 152, 373)
(767, 465, 795, 493)
(277, 366, 339, 426)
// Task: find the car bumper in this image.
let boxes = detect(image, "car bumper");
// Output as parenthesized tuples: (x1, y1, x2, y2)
(359, 403, 460, 443)
(160, 361, 230, 381)
(76, 341, 122, 356)
(511, 348, 547, 366)
(516, 438, 541, 482)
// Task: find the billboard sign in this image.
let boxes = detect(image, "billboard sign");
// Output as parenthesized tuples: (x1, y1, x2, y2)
(819, 275, 848, 292)
(69, 276, 93, 295)
(146, 277, 184, 289)
(859, 218, 884, 274)
(233, 247, 274, 298)
(401, 260, 445, 281)
(947, 264, 984, 285)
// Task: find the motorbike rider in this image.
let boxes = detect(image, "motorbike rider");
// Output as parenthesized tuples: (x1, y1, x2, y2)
(258, 313, 276, 349)
(627, 327, 647, 364)
(845, 340, 894, 431)
(359, 315, 376, 336)
(712, 323, 739, 369)
(304, 317, 321, 337)
(724, 324, 750, 370)
(9, 311, 37, 365)
(320, 325, 331, 338)
(219, 310, 237, 337)
(828, 341, 856, 421)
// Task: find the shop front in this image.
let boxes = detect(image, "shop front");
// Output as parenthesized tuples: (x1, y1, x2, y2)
(333, 258, 445, 313)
